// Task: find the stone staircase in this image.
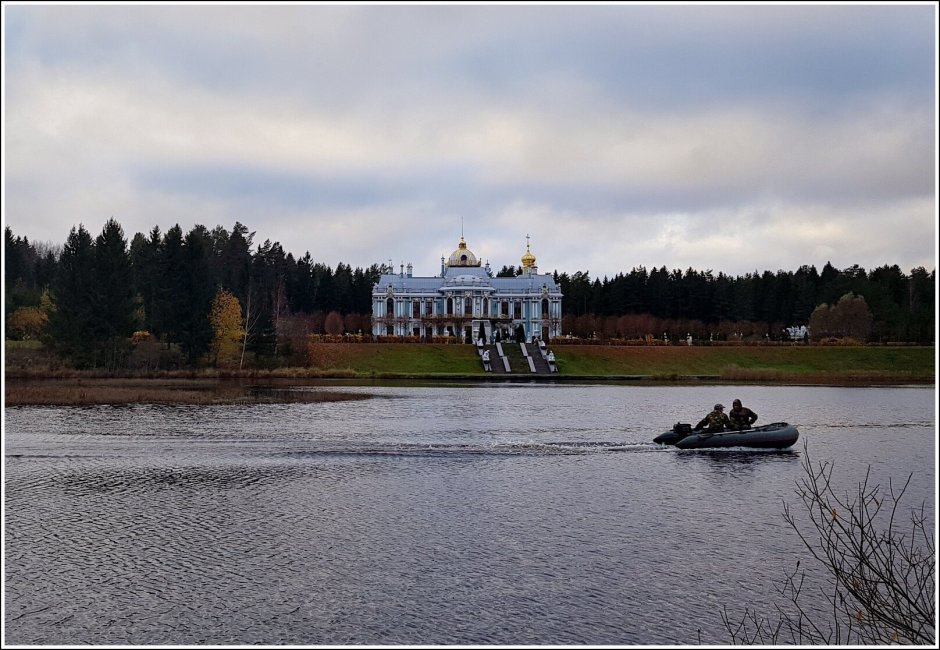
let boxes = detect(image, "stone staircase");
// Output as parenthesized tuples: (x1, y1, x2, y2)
(500, 342, 531, 373)
(478, 341, 558, 375)
(528, 344, 553, 374)
(477, 342, 510, 374)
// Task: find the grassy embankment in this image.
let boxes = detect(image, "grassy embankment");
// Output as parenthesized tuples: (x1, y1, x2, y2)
(548, 344, 936, 384)
(241, 341, 936, 384)
(4, 340, 935, 406)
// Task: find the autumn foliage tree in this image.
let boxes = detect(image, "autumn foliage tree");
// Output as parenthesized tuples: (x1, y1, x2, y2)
(809, 293, 874, 341)
(324, 310, 344, 335)
(209, 289, 244, 368)
(7, 306, 48, 340)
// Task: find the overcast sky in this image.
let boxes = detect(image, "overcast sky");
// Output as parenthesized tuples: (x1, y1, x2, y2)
(3, 3, 937, 280)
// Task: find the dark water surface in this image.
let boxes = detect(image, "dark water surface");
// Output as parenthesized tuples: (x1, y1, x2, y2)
(4, 383, 935, 645)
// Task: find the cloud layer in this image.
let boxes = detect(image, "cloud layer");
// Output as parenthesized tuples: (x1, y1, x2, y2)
(4, 4, 936, 278)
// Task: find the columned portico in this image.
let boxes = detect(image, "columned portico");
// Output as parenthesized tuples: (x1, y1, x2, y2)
(372, 235, 563, 342)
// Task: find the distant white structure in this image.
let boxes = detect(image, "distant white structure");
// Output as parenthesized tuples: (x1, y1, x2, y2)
(785, 325, 809, 340)
(372, 234, 563, 342)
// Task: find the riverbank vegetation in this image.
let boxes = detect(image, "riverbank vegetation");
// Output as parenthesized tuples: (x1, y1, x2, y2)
(5, 221, 935, 374)
(7, 340, 934, 391)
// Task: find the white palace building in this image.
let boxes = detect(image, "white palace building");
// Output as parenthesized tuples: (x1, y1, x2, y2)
(371, 235, 564, 343)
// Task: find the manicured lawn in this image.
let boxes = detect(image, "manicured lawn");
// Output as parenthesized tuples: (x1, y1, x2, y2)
(549, 344, 935, 382)
(305, 342, 484, 376)
(5, 340, 935, 384)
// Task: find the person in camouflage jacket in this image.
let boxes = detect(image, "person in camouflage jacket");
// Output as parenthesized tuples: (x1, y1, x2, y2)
(695, 404, 732, 431)
(728, 399, 758, 430)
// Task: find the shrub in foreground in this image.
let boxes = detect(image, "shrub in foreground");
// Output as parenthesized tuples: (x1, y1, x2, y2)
(722, 443, 935, 645)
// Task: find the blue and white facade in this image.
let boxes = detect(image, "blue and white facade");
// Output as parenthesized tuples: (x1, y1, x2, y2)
(372, 236, 563, 342)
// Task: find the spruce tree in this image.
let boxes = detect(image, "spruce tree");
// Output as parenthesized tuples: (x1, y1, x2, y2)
(92, 219, 135, 369)
(177, 225, 215, 364)
(130, 226, 162, 334)
(156, 224, 185, 345)
(48, 225, 97, 367)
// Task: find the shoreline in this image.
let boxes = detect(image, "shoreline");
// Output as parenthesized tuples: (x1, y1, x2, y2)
(5, 342, 935, 405)
(3, 377, 374, 407)
(4, 373, 934, 407)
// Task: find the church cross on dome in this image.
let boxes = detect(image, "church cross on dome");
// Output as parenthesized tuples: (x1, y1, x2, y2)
(521, 234, 537, 269)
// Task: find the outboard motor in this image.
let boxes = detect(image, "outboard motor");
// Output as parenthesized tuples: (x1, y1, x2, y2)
(655, 422, 693, 445)
(673, 422, 692, 435)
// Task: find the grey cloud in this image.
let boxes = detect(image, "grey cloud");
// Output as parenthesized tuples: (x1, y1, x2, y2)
(8, 5, 932, 108)
(3, 4, 935, 281)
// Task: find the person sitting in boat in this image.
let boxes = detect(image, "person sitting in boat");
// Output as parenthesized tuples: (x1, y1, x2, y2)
(694, 403, 732, 432)
(728, 399, 758, 430)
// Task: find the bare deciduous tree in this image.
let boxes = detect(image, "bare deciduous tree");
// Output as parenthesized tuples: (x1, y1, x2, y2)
(240, 282, 264, 371)
(324, 310, 344, 335)
(722, 442, 935, 645)
(809, 293, 874, 341)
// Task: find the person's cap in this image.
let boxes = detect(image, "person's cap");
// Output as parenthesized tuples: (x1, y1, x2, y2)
(714, 403, 724, 410)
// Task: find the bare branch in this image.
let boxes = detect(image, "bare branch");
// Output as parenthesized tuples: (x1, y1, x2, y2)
(723, 440, 935, 645)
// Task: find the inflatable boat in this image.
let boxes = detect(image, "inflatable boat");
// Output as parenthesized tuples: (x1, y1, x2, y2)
(655, 421, 800, 450)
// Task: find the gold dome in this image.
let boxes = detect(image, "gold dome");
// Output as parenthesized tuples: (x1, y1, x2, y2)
(521, 240, 536, 269)
(446, 236, 480, 267)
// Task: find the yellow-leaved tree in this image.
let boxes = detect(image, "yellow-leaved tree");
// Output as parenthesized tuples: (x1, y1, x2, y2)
(7, 306, 48, 340)
(210, 289, 244, 368)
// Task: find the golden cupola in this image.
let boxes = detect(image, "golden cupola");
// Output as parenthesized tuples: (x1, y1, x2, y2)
(446, 236, 481, 268)
(521, 237, 536, 269)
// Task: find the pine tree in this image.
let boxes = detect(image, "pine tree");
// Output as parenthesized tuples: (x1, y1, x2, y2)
(93, 219, 135, 368)
(130, 226, 162, 334)
(177, 225, 215, 364)
(156, 224, 185, 343)
(48, 225, 97, 366)
(221, 222, 254, 303)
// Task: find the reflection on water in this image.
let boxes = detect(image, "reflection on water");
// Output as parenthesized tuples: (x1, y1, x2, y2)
(4, 384, 934, 645)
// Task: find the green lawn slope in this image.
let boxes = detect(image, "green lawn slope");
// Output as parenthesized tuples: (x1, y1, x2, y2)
(5, 340, 935, 384)
(548, 344, 935, 383)
(307, 342, 935, 384)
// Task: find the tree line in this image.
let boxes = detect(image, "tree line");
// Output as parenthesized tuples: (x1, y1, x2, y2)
(536, 263, 931, 343)
(5, 221, 382, 368)
(498, 258, 934, 343)
(5, 220, 936, 369)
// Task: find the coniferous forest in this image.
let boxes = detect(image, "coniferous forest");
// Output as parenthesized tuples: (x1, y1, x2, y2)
(4, 220, 935, 370)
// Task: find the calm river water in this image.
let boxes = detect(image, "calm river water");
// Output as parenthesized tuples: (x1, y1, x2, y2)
(3, 383, 935, 645)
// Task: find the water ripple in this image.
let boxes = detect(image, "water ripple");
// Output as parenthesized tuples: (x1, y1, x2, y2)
(4, 384, 934, 645)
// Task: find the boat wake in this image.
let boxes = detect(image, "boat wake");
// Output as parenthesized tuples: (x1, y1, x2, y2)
(274, 440, 668, 459)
